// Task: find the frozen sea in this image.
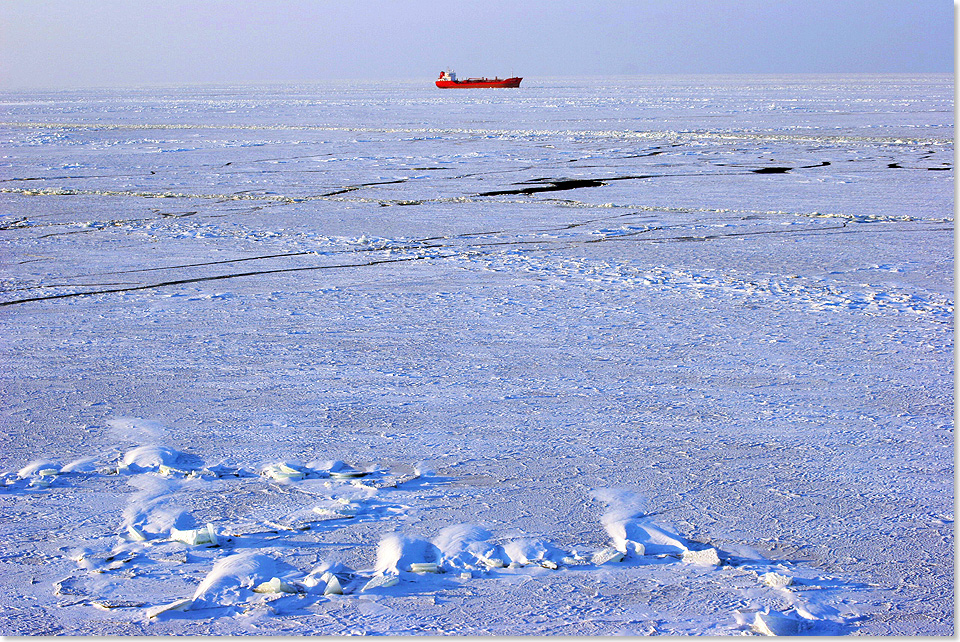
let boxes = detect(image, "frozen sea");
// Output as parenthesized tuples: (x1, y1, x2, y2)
(0, 75, 953, 636)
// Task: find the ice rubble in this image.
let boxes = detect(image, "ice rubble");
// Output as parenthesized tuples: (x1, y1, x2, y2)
(0, 438, 863, 634)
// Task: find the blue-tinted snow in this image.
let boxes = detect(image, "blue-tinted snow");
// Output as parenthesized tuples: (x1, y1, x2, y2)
(0, 75, 953, 635)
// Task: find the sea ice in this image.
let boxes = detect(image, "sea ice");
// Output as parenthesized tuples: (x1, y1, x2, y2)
(591, 547, 625, 565)
(192, 552, 290, 608)
(252, 577, 300, 594)
(502, 537, 567, 567)
(119, 445, 188, 474)
(169, 522, 218, 547)
(760, 571, 794, 588)
(260, 462, 307, 481)
(431, 524, 503, 570)
(753, 610, 803, 636)
(0, 75, 952, 636)
(373, 533, 440, 574)
(361, 574, 400, 592)
(681, 548, 721, 566)
(320, 573, 344, 595)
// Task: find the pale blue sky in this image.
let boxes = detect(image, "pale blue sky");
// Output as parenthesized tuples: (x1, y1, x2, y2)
(0, 0, 954, 88)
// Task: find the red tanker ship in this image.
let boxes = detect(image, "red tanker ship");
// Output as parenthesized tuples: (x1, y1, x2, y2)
(436, 70, 522, 88)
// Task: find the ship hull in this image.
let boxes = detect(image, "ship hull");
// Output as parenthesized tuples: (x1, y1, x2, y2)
(436, 77, 522, 89)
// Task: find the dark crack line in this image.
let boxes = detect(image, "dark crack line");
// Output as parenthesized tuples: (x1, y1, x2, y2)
(0, 173, 154, 183)
(320, 186, 361, 196)
(14, 217, 935, 297)
(82, 251, 319, 277)
(0, 255, 430, 307)
(4, 242, 449, 294)
(7, 242, 453, 291)
(318, 179, 410, 197)
(448, 165, 539, 180)
(477, 178, 610, 196)
(474, 171, 755, 197)
(5, 202, 935, 305)
(551, 210, 656, 232)
(79, 242, 450, 278)
(37, 229, 97, 239)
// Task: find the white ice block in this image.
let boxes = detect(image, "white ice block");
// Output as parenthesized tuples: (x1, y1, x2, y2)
(253, 576, 300, 594)
(170, 523, 218, 547)
(753, 611, 801, 636)
(261, 463, 306, 481)
(681, 548, 720, 566)
(591, 547, 625, 565)
(146, 598, 192, 618)
(361, 574, 399, 591)
(760, 571, 793, 588)
(322, 573, 343, 595)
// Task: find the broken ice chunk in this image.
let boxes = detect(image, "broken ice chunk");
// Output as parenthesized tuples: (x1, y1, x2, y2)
(29, 475, 56, 488)
(591, 547, 625, 565)
(170, 523, 218, 547)
(593, 491, 689, 555)
(312, 498, 359, 520)
(431, 524, 506, 570)
(681, 548, 720, 566)
(502, 537, 566, 567)
(753, 610, 801, 636)
(479, 555, 506, 569)
(158, 463, 210, 478)
(18, 460, 62, 487)
(118, 446, 184, 474)
(330, 470, 367, 479)
(192, 552, 291, 608)
(18, 459, 61, 478)
(146, 598, 192, 618)
(361, 574, 399, 591)
(327, 461, 368, 479)
(321, 573, 343, 595)
(253, 577, 301, 594)
(373, 533, 440, 575)
(260, 462, 307, 481)
(759, 572, 793, 588)
(201, 461, 247, 478)
(303, 562, 348, 594)
(158, 464, 182, 477)
(409, 562, 442, 574)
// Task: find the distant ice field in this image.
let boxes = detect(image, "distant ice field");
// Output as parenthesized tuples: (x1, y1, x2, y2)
(0, 75, 953, 636)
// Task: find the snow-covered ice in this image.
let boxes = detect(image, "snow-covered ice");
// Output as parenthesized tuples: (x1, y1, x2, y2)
(0, 75, 953, 635)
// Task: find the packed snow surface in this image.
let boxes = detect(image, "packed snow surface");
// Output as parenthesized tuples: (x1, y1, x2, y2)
(0, 75, 953, 636)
